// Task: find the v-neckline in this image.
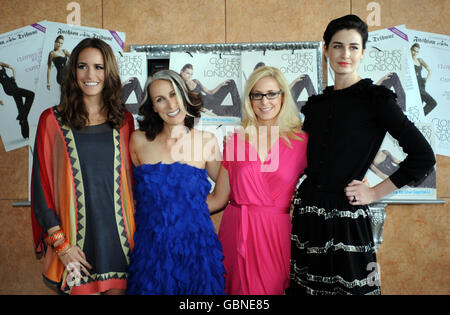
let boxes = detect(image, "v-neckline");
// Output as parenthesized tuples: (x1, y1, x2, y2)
(247, 136, 280, 166)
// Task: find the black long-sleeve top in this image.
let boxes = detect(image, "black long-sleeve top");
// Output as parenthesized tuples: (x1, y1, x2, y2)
(301, 78, 435, 192)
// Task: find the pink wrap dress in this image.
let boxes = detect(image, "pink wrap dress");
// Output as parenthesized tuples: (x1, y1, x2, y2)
(219, 131, 308, 295)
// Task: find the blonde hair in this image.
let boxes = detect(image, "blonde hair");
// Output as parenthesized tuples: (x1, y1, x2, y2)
(241, 66, 303, 146)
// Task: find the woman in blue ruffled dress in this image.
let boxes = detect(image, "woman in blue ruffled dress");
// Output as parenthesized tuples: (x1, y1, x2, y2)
(126, 69, 225, 295)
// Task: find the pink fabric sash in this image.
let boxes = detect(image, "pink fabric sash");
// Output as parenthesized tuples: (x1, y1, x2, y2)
(229, 200, 288, 260)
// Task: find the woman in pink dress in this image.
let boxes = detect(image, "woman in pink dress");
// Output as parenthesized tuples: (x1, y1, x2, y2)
(207, 66, 308, 294)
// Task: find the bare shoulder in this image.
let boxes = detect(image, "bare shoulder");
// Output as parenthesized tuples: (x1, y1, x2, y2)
(130, 130, 152, 166)
(130, 129, 148, 147)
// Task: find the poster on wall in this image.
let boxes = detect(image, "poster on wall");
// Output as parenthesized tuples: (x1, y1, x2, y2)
(358, 45, 412, 114)
(131, 41, 322, 161)
(0, 22, 46, 151)
(29, 21, 125, 147)
(365, 26, 425, 123)
(241, 48, 320, 116)
(115, 51, 147, 128)
(401, 27, 450, 157)
(169, 51, 242, 125)
(365, 122, 437, 200)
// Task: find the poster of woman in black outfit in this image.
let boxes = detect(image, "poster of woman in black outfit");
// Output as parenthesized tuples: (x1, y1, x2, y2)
(47, 35, 71, 90)
(376, 72, 406, 112)
(121, 77, 143, 115)
(180, 63, 241, 117)
(410, 43, 437, 116)
(0, 62, 34, 138)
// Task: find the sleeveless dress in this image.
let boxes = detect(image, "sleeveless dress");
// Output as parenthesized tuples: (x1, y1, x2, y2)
(376, 154, 398, 176)
(126, 162, 225, 295)
(52, 55, 68, 85)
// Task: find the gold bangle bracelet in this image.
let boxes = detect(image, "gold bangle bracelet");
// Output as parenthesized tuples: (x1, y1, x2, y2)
(49, 230, 65, 246)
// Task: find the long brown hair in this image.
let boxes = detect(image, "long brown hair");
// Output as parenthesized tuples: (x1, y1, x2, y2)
(58, 37, 125, 129)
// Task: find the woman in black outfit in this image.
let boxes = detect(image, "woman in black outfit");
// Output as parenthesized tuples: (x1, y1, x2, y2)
(376, 72, 406, 112)
(410, 43, 437, 116)
(0, 61, 35, 138)
(289, 74, 317, 112)
(180, 63, 241, 117)
(288, 15, 435, 295)
(121, 77, 143, 114)
(47, 35, 71, 90)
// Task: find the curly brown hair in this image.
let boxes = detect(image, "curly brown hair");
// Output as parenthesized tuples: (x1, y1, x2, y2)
(58, 37, 125, 130)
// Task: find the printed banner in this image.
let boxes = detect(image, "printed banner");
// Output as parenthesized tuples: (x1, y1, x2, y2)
(241, 49, 319, 117)
(358, 47, 438, 200)
(365, 123, 437, 200)
(365, 26, 425, 123)
(0, 22, 46, 151)
(402, 27, 450, 157)
(30, 21, 125, 147)
(168, 47, 321, 156)
(169, 52, 242, 125)
(115, 51, 147, 128)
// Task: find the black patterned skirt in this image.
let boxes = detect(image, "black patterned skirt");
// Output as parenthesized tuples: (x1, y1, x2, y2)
(287, 180, 381, 295)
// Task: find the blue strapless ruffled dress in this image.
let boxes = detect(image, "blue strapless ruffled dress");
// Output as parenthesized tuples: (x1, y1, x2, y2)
(126, 162, 225, 295)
